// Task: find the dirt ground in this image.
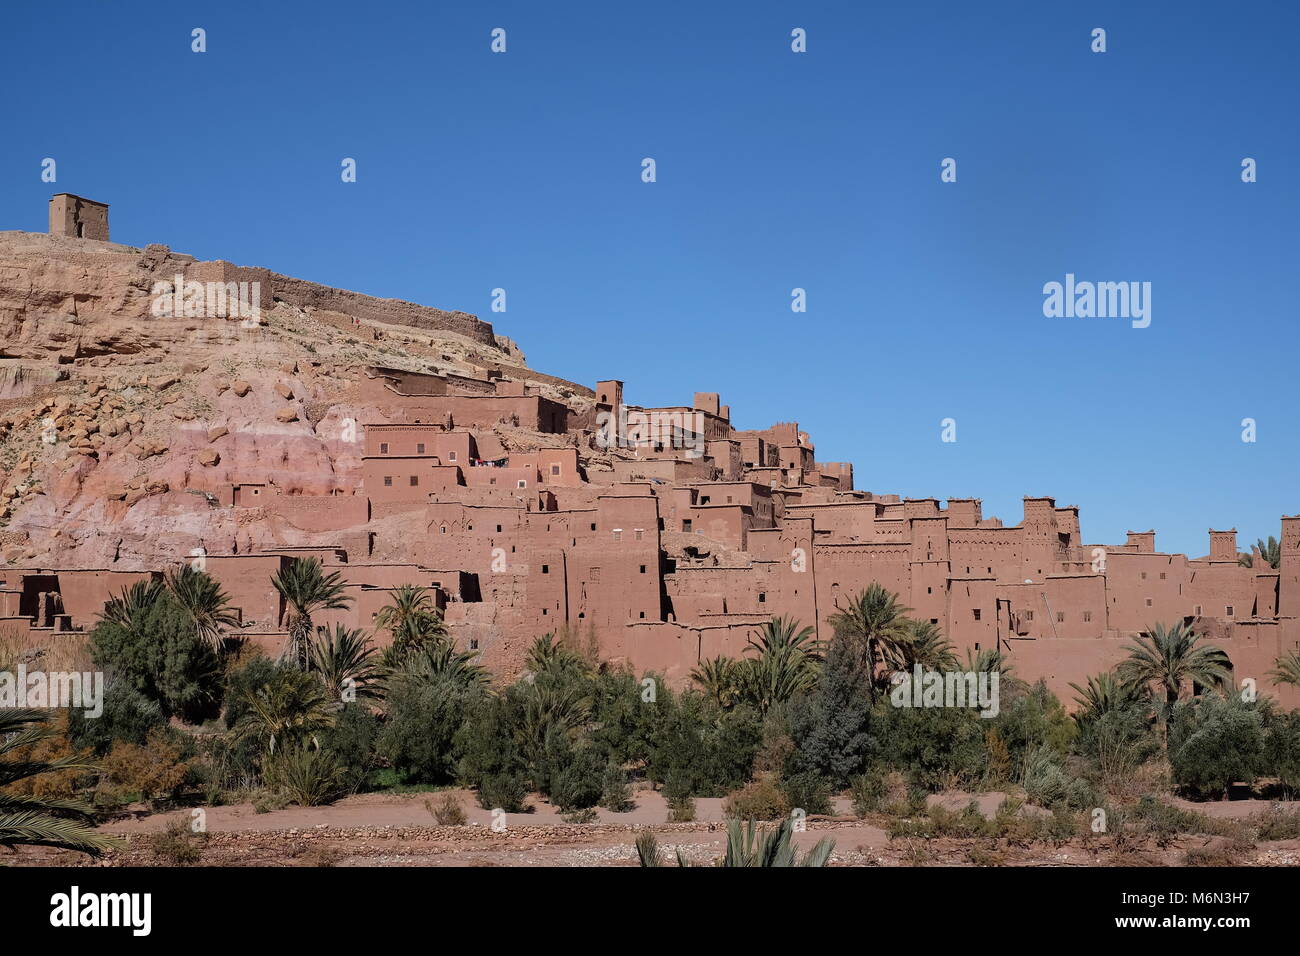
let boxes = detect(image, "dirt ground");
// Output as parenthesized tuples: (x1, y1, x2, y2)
(6, 789, 1300, 868)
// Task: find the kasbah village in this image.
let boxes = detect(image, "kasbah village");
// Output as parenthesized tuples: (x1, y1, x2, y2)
(2, 195, 1299, 867)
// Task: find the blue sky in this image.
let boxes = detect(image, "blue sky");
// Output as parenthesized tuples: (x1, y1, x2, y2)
(3, 1, 1296, 556)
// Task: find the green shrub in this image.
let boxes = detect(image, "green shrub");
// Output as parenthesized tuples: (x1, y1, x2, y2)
(723, 772, 789, 820)
(549, 744, 606, 812)
(477, 772, 527, 813)
(379, 675, 477, 785)
(599, 763, 634, 812)
(1169, 696, 1266, 799)
(849, 768, 888, 817)
(270, 744, 346, 807)
(782, 771, 832, 816)
(788, 637, 875, 786)
(667, 794, 696, 822)
(90, 591, 224, 722)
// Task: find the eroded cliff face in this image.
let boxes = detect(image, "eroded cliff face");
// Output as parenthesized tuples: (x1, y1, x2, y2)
(0, 231, 560, 569)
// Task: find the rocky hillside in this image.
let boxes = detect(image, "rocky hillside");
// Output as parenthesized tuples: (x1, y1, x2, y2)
(0, 232, 580, 568)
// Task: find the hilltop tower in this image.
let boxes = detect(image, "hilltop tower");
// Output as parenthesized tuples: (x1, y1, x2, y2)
(48, 193, 109, 241)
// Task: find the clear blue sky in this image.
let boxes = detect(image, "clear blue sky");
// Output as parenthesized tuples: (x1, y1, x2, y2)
(3, 1, 1296, 557)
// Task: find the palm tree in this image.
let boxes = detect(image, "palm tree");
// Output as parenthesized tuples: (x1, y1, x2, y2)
(165, 564, 241, 651)
(1069, 671, 1144, 727)
(635, 818, 834, 867)
(962, 646, 1015, 681)
(1268, 650, 1300, 689)
(900, 620, 957, 670)
(373, 585, 445, 660)
(739, 616, 823, 714)
(99, 578, 166, 632)
(525, 632, 590, 677)
(0, 709, 119, 855)
(233, 668, 336, 755)
(1239, 536, 1282, 570)
(721, 817, 835, 867)
(1118, 621, 1232, 716)
(826, 584, 912, 698)
(309, 624, 382, 702)
(397, 639, 489, 689)
(691, 655, 743, 709)
(271, 558, 352, 669)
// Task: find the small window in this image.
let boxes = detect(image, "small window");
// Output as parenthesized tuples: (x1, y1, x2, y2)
(635, 529, 644, 541)
(1025, 610, 1034, 621)
(380, 442, 390, 454)
(613, 529, 622, 541)
(682, 519, 692, 533)
(551, 464, 560, 476)
(972, 609, 981, 621)
(1159, 572, 1166, 580)
(930, 618, 938, 625)
(469, 639, 479, 650)
(1226, 605, 1235, 617)
(700, 496, 710, 505)
(496, 525, 502, 533)
(591, 523, 597, 531)
(1056, 611, 1065, 623)
(542, 564, 549, 574)
(759, 592, 766, 603)
(409, 475, 418, 486)
(448, 451, 457, 462)
(517, 480, 526, 489)
(1083, 610, 1092, 622)
(639, 611, 646, 619)
(383, 476, 393, 487)
(1145, 598, 1153, 607)
(639, 565, 646, 573)
(417, 443, 425, 454)
(1141, 572, 1147, 580)
(1194, 605, 1202, 616)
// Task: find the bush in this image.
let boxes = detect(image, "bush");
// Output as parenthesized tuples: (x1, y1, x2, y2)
(90, 591, 223, 722)
(877, 702, 987, 792)
(318, 703, 382, 793)
(667, 794, 696, 822)
(599, 762, 634, 813)
(1169, 696, 1266, 799)
(102, 728, 192, 806)
(723, 772, 789, 820)
(647, 695, 762, 798)
(427, 793, 467, 825)
(456, 695, 527, 798)
(477, 772, 528, 813)
(269, 744, 346, 807)
(548, 744, 605, 812)
(1021, 745, 1070, 808)
(782, 771, 832, 816)
(68, 681, 165, 756)
(150, 816, 208, 865)
(252, 790, 291, 814)
(379, 675, 477, 786)
(788, 637, 875, 786)
(849, 768, 888, 817)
